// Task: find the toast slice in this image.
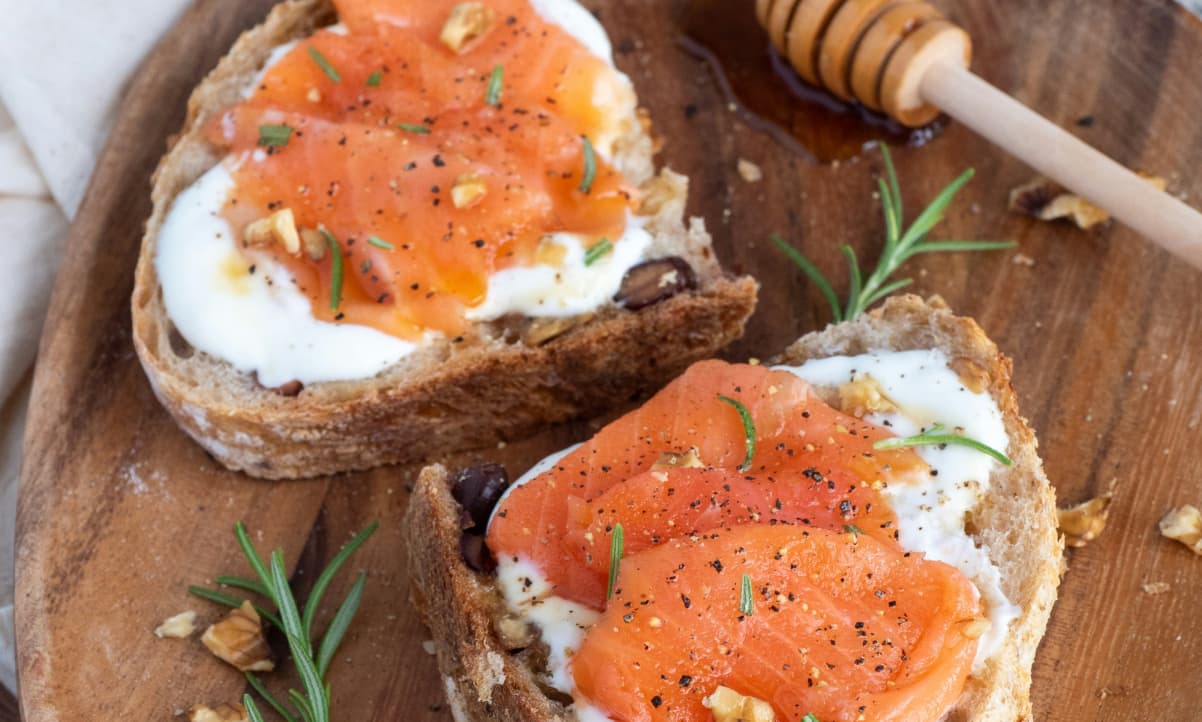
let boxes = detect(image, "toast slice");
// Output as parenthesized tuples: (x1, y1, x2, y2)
(130, 0, 758, 479)
(404, 295, 1063, 722)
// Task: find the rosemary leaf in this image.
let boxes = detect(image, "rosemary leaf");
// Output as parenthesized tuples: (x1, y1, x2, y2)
(366, 70, 382, 87)
(578, 135, 596, 194)
(862, 278, 914, 308)
(583, 237, 612, 266)
(316, 572, 367, 678)
(880, 143, 903, 233)
(187, 586, 282, 629)
(717, 395, 756, 472)
(216, 575, 271, 598)
(246, 672, 298, 722)
(839, 245, 863, 320)
(802, 714, 821, 722)
(485, 64, 504, 106)
(235, 521, 272, 588)
(607, 523, 624, 600)
(878, 177, 899, 251)
(873, 424, 1013, 466)
(271, 550, 328, 722)
(908, 240, 1017, 255)
(367, 235, 395, 250)
(289, 690, 316, 722)
(258, 124, 294, 148)
(307, 47, 342, 83)
(770, 235, 843, 323)
(395, 123, 430, 135)
(897, 168, 974, 248)
(301, 522, 379, 641)
(244, 694, 266, 722)
(321, 228, 344, 312)
(739, 573, 754, 616)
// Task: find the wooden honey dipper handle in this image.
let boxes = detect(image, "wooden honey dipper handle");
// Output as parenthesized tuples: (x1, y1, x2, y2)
(756, 0, 1202, 270)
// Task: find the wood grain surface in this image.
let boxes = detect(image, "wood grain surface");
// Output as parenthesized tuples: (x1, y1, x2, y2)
(14, 0, 1202, 720)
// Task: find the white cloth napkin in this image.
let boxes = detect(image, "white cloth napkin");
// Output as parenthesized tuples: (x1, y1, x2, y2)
(0, 0, 193, 693)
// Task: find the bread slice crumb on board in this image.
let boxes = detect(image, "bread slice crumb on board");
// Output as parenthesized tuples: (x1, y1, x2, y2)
(130, 0, 757, 479)
(405, 295, 1063, 722)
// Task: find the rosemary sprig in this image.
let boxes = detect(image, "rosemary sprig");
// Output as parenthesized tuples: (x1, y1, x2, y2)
(578, 135, 597, 194)
(717, 395, 756, 472)
(607, 523, 625, 600)
(485, 64, 504, 106)
(190, 521, 378, 722)
(773, 144, 1015, 323)
(873, 423, 1013, 466)
(739, 573, 755, 616)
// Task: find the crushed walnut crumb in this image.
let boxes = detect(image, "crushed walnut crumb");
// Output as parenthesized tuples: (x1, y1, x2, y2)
(200, 601, 275, 672)
(1159, 505, 1202, 555)
(1058, 495, 1112, 548)
(1009, 174, 1166, 230)
(154, 610, 197, 639)
(187, 703, 248, 722)
(737, 158, 763, 183)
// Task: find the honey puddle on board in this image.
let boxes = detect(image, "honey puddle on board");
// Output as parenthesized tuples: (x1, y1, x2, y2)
(676, 0, 944, 163)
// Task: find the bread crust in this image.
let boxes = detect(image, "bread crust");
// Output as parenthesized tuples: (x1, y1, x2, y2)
(405, 295, 1063, 722)
(130, 0, 758, 479)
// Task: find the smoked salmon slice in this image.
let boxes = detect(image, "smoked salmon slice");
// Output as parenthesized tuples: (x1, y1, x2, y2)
(205, 0, 637, 338)
(570, 525, 982, 722)
(487, 360, 927, 610)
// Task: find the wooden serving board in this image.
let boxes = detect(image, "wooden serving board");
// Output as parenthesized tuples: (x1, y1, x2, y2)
(14, 0, 1202, 720)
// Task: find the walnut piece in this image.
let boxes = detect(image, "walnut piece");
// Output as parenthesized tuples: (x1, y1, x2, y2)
(244, 208, 300, 254)
(153, 610, 197, 639)
(451, 173, 488, 209)
(188, 703, 248, 722)
(1141, 581, 1171, 595)
(652, 447, 705, 471)
(300, 227, 326, 261)
(1159, 505, 1202, 555)
(838, 375, 896, 418)
(523, 315, 587, 346)
(439, 2, 495, 53)
(703, 686, 776, 722)
(494, 614, 535, 650)
(1058, 496, 1112, 548)
(736, 158, 763, 183)
(1009, 174, 1166, 230)
(200, 601, 275, 672)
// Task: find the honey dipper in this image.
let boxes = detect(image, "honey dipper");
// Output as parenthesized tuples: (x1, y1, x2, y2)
(755, 0, 1202, 269)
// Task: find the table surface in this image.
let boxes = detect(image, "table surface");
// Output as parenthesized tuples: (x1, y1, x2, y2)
(12, 0, 1202, 721)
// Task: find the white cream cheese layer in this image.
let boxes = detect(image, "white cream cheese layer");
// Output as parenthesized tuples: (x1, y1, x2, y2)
(157, 0, 647, 386)
(779, 348, 1020, 670)
(156, 164, 418, 387)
